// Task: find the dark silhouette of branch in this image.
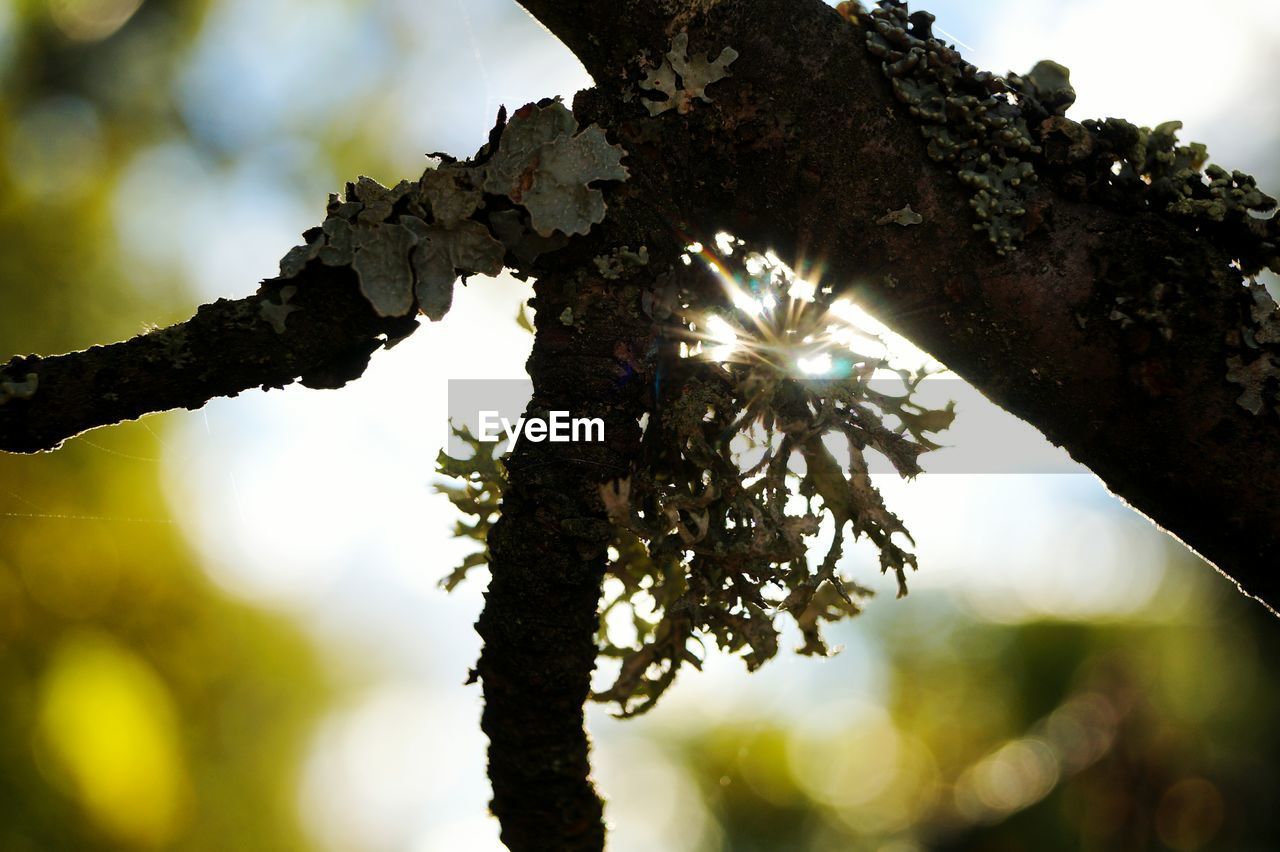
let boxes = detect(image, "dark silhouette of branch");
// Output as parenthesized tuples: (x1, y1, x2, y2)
(0, 265, 417, 453)
(472, 148, 683, 848)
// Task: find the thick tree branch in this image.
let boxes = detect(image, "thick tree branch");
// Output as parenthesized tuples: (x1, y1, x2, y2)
(0, 266, 417, 453)
(514, 0, 669, 85)
(551, 0, 1280, 613)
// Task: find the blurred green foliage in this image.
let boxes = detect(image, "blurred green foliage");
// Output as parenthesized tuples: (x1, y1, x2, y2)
(666, 560, 1280, 851)
(0, 2, 326, 849)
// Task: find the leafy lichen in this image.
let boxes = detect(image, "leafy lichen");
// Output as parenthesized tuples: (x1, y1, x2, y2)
(485, 102, 629, 238)
(1247, 282, 1280, 347)
(259, 284, 300, 334)
(1226, 353, 1280, 416)
(638, 32, 739, 117)
(876, 204, 923, 226)
(845, 1, 1280, 274)
(852, 1, 1045, 255)
(593, 245, 650, 280)
(275, 101, 628, 320)
(0, 371, 39, 405)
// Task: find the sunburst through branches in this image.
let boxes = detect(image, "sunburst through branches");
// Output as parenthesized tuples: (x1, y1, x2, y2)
(438, 234, 955, 716)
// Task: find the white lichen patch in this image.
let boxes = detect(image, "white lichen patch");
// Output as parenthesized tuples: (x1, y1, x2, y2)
(639, 32, 738, 117)
(352, 220, 421, 318)
(876, 204, 923, 226)
(0, 372, 38, 405)
(403, 217, 505, 321)
(484, 102, 628, 238)
(594, 245, 651, 279)
(274, 101, 627, 320)
(259, 284, 301, 334)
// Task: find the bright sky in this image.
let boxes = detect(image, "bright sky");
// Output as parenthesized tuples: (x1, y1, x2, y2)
(107, 1, 1280, 849)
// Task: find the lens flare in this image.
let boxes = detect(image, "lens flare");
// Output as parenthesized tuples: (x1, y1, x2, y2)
(678, 235, 936, 381)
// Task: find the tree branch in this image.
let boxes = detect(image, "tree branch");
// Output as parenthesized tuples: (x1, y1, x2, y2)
(476, 196, 678, 849)
(548, 0, 1280, 613)
(0, 265, 417, 453)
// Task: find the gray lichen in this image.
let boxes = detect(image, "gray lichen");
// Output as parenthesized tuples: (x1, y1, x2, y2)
(351, 220, 422, 318)
(521, 126, 629, 236)
(593, 245, 650, 279)
(1108, 282, 1176, 342)
(638, 31, 738, 117)
(857, 1, 1047, 255)
(420, 169, 483, 228)
(259, 284, 301, 334)
(484, 102, 629, 238)
(845, 3, 1280, 417)
(275, 100, 628, 320)
(1008, 60, 1076, 117)
(1060, 118, 1277, 277)
(1227, 281, 1280, 415)
(404, 218, 505, 321)
(280, 175, 502, 320)
(0, 372, 38, 405)
(1227, 353, 1280, 416)
(482, 102, 577, 196)
(875, 204, 923, 226)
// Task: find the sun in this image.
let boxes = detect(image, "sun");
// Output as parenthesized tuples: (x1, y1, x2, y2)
(677, 233, 943, 380)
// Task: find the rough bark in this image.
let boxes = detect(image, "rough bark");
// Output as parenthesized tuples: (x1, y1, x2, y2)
(476, 206, 676, 849)
(0, 266, 417, 453)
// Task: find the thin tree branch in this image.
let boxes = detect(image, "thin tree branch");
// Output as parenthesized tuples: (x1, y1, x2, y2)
(0, 265, 417, 453)
(473, 136, 684, 850)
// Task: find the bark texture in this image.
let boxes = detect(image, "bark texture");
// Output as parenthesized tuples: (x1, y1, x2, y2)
(476, 209, 675, 849)
(0, 266, 417, 453)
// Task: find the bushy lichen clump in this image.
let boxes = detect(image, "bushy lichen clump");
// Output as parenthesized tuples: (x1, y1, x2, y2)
(439, 241, 952, 715)
(276, 101, 628, 322)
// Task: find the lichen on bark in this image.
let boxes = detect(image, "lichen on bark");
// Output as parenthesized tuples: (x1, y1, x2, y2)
(439, 240, 954, 717)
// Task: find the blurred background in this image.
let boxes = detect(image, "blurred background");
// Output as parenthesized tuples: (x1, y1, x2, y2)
(1, 0, 1279, 849)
